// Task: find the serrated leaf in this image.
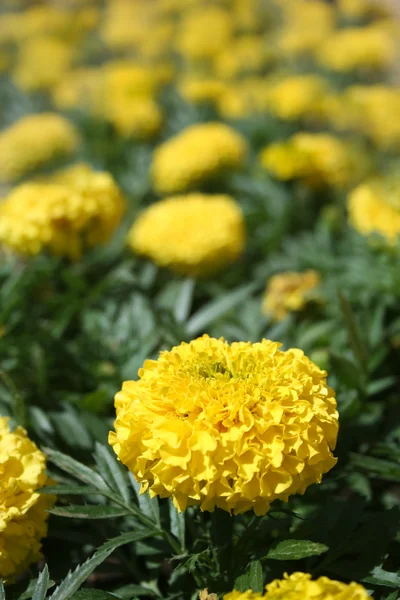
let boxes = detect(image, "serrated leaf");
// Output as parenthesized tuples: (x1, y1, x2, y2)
(50, 505, 131, 519)
(94, 443, 131, 503)
(44, 448, 108, 491)
(362, 566, 400, 589)
(49, 548, 114, 600)
(40, 486, 99, 496)
(169, 500, 185, 550)
(99, 529, 159, 552)
(129, 474, 160, 525)
(249, 560, 263, 593)
(187, 283, 257, 336)
(265, 540, 329, 561)
(32, 565, 50, 600)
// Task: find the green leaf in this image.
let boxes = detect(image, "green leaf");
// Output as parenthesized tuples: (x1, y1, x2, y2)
(99, 529, 159, 552)
(50, 505, 131, 519)
(187, 283, 257, 336)
(233, 573, 250, 593)
(49, 548, 114, 600)
(169, 500, 185, 550)
(94, 443, 131, 503)
(40, 485, 100, 496)
(44, 448, 108, 491)
(383, 593, 399, 600)
(330, 353, 361, 389)
(0, 580, 5, 600)
(113, 584, 159, 598)
(265, 540, 329, 561)
(129, 474, 160, 526)
(174, 278, 195, 323)
(249, 560, 263, 593)
(362, 567, 400, 589)
(72, 591, 121, 600)
(32, 565, 50, 600)
(338, 292, 368, 371)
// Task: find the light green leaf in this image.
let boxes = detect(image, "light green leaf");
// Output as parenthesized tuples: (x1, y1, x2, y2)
(32, 565, 50, 600)
(169, 499, 185, 550)
(129, 474, 160, 526)
(44, 448, 108, 491)
(362, 566, 400, 588)
(50, 505, 131, 519)
(265, 540, 329, 561)
(94, 443, 131, 503)
(174, 278, 195, 323)
(40, 486, 99, 496)
(0, 580, 5, 600)
(99, 529, 159, 552)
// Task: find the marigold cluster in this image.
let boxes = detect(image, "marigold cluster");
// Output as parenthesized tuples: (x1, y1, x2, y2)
(224, 572, 369, 600)
(0, 163, 125, 259)
(109, 335, 338, 515)
(151, 123, 247, 194)
(128, 194, 245, 276)
(263, 271, 321, 322)
(263, 75, 329, 122)
(0, 113, 79, 183)
(0, 417, 55, 582)
(348, 179, 400, 244)
(261, 133, 369, 188)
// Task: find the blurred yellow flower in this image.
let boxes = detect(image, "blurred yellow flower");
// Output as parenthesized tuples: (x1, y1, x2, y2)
(13, 36, 75, 92)
(52, 67, 103, 111)
(348, 179, 400, 243)
(338, 0, 392, 18)
(317, 22, 397, 72)
(0, 113, 79, 183)
(178, 78, 231, 108)
(0, 163, 125, 259)
(278, 0, 336, 56)
(264, 75, 329, 121)
(128, 193, 245, 276)
(109, 335, 338, 514)
(0, 416, 55, 583)
(176, 6, 233, 61)
(214, 35, 273, 80)
(261, 133, 370, 188)
(152, 122, 247, 194)
(224, 572, 369, 600)
(263, 271, 321, 321)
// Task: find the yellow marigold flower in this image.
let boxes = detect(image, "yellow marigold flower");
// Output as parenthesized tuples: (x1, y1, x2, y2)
(278, 0, 336, 56)
(178, 78, 231, 108)
(261, 133, 370, 188)
(348, 179, 400, 243)
(264, 75, 329, 121)
(0, 416, 55, 583)
(224, 572, 369, 600)
(152, 122, 247, 194)
(128, 193, 245, 276)
(176, 6, 234, 61)
(107, 97, 163, 140)
(101, 0, 159, 51)
(52, 67, 103, 111)
(213, 36, 274, 80)
(0, 113, 79, 184)
(338, 0, 392, 19)
(109, 335, 338, 515)
(263, 271, 321, 322)
(317, 22, 397, 72)
(0, 163, 125, 259)
(12, 36, 75, 92)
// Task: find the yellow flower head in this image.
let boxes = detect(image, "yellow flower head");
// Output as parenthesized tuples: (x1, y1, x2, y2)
(0, 113, 79, 184)
(263, 271, 321, 322)
(338, 0, 392, 19)
(261, 133, 370, 188)
(152, 122, 247, 194)
(12, 36, 75, 92)
(128, 193, 245, 276)
(264, 75, 329, 121)
(176, 6, 233, 61)
(348, 178, 400, 244)
(214, 35, 273, 80)
(109, 335, 338, 515)
(278, 0, 336, 56)
(0, 163, 125, 259)
(224, 572, 369, 600)
(178, 78, 231, 109)
(52, 67, 103, 111)
(317, 22, 397, 72)
(0, 416, 55, 582)
(106, 97, 163, 140)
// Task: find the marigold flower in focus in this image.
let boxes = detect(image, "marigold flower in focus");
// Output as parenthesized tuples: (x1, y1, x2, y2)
(261, 133, 370, 188)
(152, 122, 247, 194)
(224, 572, 369, 600)
(0, 163, 125, 259)
(263, 271, 321, 322)
(109, 335, 338, 515)
(0, 416, 55, 582)
(0, 113, 79, 183)
(348, 179, 400, 244)
(128, 193, 245, 276)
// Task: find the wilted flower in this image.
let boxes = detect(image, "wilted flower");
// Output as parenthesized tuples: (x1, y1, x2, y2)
(261, 133, 370, 188)
(0, 163, 125, 259)
(348, 179, 400, 243)
(0, 113, 79, 183)
(152, 122, 247, 194)
(224, 572, 369, 600)
(263, 271, 321, 321)
(0, 417, 55, 582)
(128, 193, 245, 276)
(109, 335, 338, 515)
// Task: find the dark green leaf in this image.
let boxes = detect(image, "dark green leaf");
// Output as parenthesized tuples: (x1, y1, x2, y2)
(169, 500, 185, 551)
(50, 505, 131, 519)
(44, 448, 108, 491)
(249, 560, 263, 593)
(94, 443, 131, 503)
